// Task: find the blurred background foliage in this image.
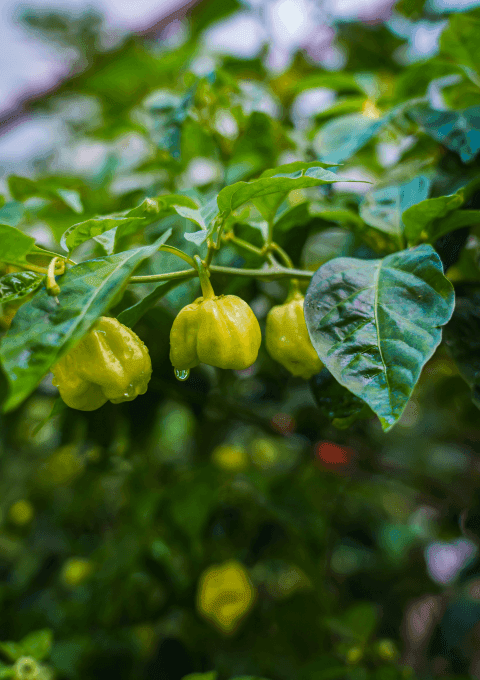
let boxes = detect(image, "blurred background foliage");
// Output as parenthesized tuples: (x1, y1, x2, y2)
(2, 0, 480, 678)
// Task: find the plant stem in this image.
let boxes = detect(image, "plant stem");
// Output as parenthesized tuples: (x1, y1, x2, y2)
(194, 254, 215, 299)
(129, 264, 313, 284)
(268, 242, 294, 268)
(158, 245, 196, 268)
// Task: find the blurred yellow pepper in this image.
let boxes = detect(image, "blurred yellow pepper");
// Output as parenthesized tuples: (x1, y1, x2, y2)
(196, 560, 256, 634)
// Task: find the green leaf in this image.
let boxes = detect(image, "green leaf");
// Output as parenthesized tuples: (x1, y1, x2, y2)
(117, 278, 190, 327)
(217, 163, 356, 223)
(0, 224, 36, 266)
(304, 245, 455, 431)
(444, 291, 480, 410)
(439, 9, 480, 78)
(19, 629, 53, 661)
(0, 271, 45, 304)
(359, 176, 430, 243)
(0, 202, 24, 227)
(8, 176, 83, 213)
(425, 209, 480, 242)
(55, 188, 83, 214)
(0, 230, 171, 412)
(403, 193, 464, 245)
(409, 105, 480, 163)
(31, 397, 66, 436)
(60, 216, 146, 253)
(181, 673, 217, 680)
(0, 642, 23, 662)
(0, 662, 13, 679)
(314, 113, 386, 164)
(326, 603, 378, 644)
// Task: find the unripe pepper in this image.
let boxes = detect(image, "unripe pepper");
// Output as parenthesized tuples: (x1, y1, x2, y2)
(170, 258, 261, 371)
(266, 289, 323, 379)
(51, 316, 152, 411)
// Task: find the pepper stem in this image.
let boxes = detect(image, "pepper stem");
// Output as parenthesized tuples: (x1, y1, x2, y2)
(286, 278, 301, 302)
(194, 255, 215, 300)
(46, 257, 63, 297)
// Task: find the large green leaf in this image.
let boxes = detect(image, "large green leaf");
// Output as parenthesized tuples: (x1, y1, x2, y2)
(0, 271, 45, 304)
(304, 245, 455, 431)
(0, 224, 36, 266)
(409, 105, 480, 163)
(217, 162, 355, 223)
(403, 193, 464, 245)
(359, 176, 430, 245)
(0, 231, 171, 412)
(313, 113, 386, 164)
(444, 290, 480, 410)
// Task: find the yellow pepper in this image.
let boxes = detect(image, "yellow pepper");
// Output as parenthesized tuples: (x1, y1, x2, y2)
(51, 316, 152, 411)
(170, 259, 261, 371)
(196, 560, 256, 634)
(266, 291, 323, 379)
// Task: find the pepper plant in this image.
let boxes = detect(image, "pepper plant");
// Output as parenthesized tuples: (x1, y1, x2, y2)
(2, 3, 480, 677)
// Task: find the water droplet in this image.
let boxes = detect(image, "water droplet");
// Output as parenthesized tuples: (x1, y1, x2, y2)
(174, 369, 190, 381)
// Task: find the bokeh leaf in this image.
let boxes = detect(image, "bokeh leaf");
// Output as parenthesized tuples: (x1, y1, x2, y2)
(19, 629, 53, 661)
(314, 113, 386, 164)
(304, 245, 455, 431)
(409, 105, 480, 163)
(360, 176, 430, 245)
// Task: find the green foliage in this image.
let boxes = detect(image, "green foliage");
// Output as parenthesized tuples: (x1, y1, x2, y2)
(1, 2, 480, 679)
(304, 246, 454, 430)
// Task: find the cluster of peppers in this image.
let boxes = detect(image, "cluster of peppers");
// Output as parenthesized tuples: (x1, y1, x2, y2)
(52, 263, 323, 411)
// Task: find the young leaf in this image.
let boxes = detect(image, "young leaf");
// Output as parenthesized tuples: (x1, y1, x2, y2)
(217, 163, 359, 223)
(314, 113, 386, 164)
(19, 629, 53, 661)
(408, 105, 480, 163)
(0, 271, 45, 304)
(60, 216, 146, 253)
(304, 245, 455, 431)
(0, 224, 36, 266)
(0, 230, 171, 413)
(359, 176, 430, 245)
(403, 193, 464, 245)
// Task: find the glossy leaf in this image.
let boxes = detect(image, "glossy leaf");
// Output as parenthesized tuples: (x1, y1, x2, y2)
(217, 162, 354, 223)
(359, 176, 430, 244)
(0, 231, 171, 412)
(304, 245, 455, 431)
(0, 224, 36, 266)
(425, 209, 480, 242)
(403, 193, 464, 245)
(409, 105, 480, 163)
(313, 113, 386, 164)
(61, 216, 145, 253)
(444, 291, 480, 410)
(0, 271, 44, 304)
